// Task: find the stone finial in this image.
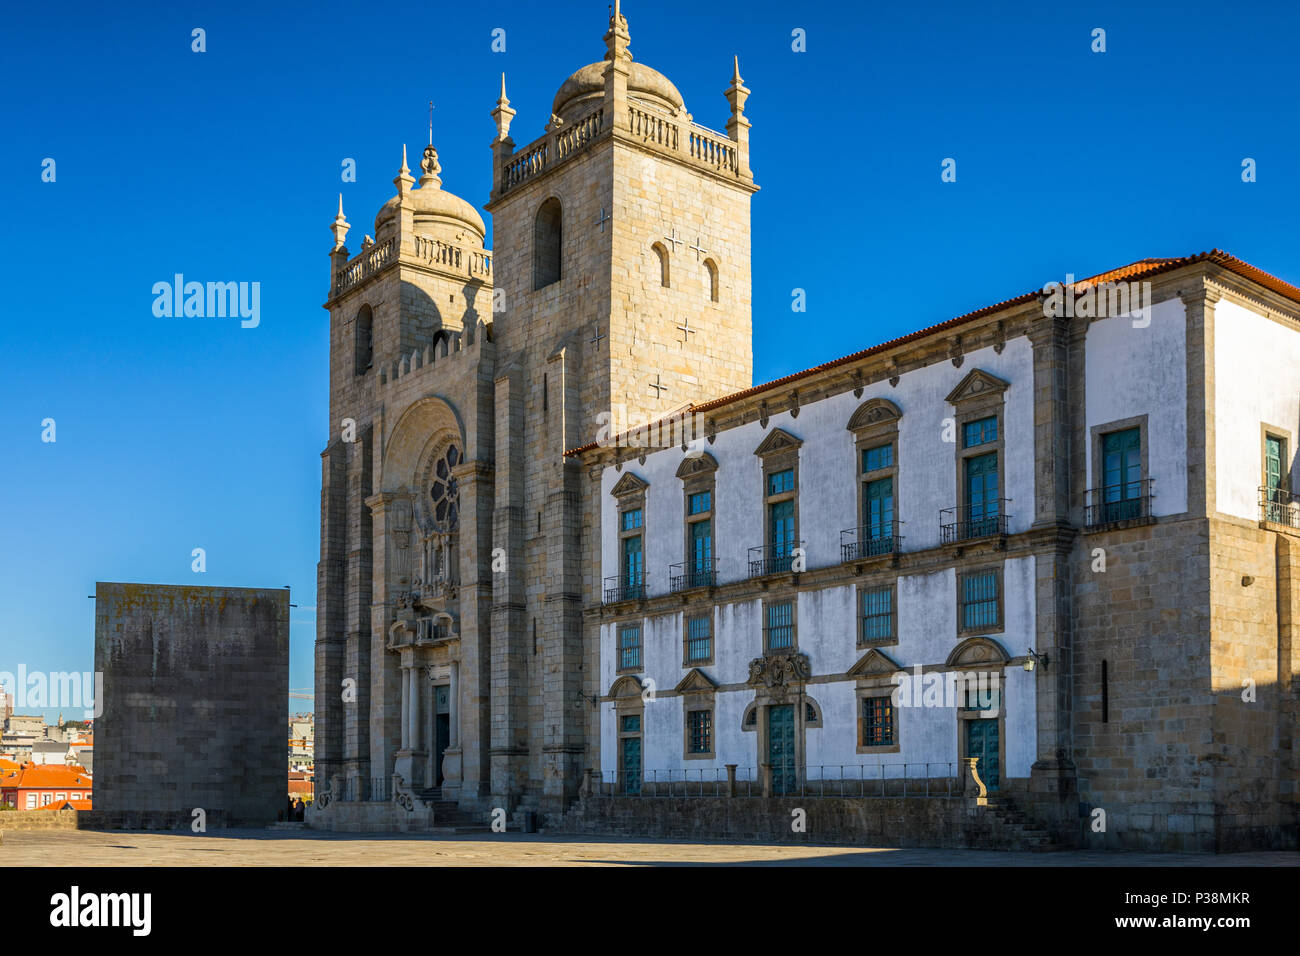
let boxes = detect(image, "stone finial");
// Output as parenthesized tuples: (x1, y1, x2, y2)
(725, 54, 753, 177)
(330, 193, 350, 250)
(419, 145, 442, 189)
(491, 72, 516, 141)
(725, 54, 751, 116)
(394, 144, 415, 197)
(604, 0, 631, 63)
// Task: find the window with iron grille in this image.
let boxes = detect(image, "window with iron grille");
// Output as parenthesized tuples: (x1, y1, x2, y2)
(618, 625, 642, 670)
(961, 570, 1000, 630)
(765, 601, 794, 651)
(686, 614, 712, 663)
(687, 709, 713, 754)
(860, 587, 894, 642)
(862, 696, 895, 746)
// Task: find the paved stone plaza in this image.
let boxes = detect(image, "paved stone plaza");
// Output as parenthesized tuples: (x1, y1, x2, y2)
(3, 830, 1296, 866)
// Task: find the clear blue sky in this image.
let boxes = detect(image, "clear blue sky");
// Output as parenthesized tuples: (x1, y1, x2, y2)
(2, 0, 1296, 719)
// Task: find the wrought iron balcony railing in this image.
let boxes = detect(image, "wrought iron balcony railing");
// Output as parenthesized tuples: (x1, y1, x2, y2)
(1084, 479, 1155, 529)
(669, 561, 718, 592)
(748, 542, 801, 578)
(603, 573, 646, 604)
(840, 523, 903, 561)
(940, 500, 1012, 544)
(1260, 485, 1300, 528)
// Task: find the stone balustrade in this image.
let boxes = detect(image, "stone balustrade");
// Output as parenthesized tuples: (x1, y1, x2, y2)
(333, 233, 491, 300)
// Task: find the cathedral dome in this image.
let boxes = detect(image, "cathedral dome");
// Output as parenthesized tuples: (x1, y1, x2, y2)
(374, 146, 486, 243)
(552, 60, 685, 123)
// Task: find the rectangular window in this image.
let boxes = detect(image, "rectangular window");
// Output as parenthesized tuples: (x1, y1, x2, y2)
(862, 697, 895, 747)
(620, 714, 640, 734)
(618, 626, 642, 670)
(620, 508, 643, 532)
(1265, 435, 1288, 522)
(769, 499, 795, 555)
(689, 518, 713, 579)
(860, 587, 894, 642)
(961, 571, 1000, 630)
(863, 476, 894, 540)
(687, 710, 713, 754)
(1101, 427, 1142, 521)
(26, 793, 36, 809)
(621, 535, 643, 597)
(963, 416, 998, 448)
(687, 491, 712, 515)
(686, 615, 712, 663)
(861, 444, 893, 473)
(767, 468, 794, 496)
(765, 601, 794, 651)
(964, 451, 1000, 535)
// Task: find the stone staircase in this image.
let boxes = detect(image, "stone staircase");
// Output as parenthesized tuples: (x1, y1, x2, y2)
(981, 796, 1062, 851)
(416, 788, 488, 832)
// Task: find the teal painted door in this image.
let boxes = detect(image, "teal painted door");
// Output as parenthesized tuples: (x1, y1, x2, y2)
(769, 500, 794, 556)
(768, 704, 796, 795)
(966, 719, 1000, 791)
(621, 535, 643, 598)
(863, 476, 894, 552)
(690, 518, 712, 584)
(620, 735, 641, 795)
(1266, 435, 1287, 522)
(1102, 428, 1142, 522)
(964, 452, 999, 536)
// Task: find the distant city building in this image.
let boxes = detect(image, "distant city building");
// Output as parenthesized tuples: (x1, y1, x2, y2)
(0, 763, 92, 810)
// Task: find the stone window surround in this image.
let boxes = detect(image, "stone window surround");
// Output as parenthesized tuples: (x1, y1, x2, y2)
(762, 593, 799, 654)
(703, 257, 720, 303)
(682, 610, 715, 667)
(855, 680, 901, 755)
(947, 371, 1008, 525)
(755, 429, 802, 562)
(678, 673, 717, 760)
(532, 196, 563, 291)
(856, 579, 899, 648)
(949, 642, 1009, 789)
(615, 620, 644, 676)
(353, 303, 374, 377)
(651, 241, 670, 288)
(1088, 413, 1151, 507)
(610, 675, 645, 792)
(847, 398, 902, 540)
(612, 474, 648, 594)
(956, 563, 1004, 637)
(677, 453, 718, 585)
(1260, 421, 1295, 494)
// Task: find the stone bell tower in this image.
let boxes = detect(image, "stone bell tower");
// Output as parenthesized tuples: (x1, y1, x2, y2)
(480, 1, 758, 817)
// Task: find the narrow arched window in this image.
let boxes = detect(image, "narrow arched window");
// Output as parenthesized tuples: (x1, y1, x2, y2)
(533, 197, 562, 289)
(652, 242, 670, 288)
(703, 258, 719, 302)
(354, 304, 373, 375)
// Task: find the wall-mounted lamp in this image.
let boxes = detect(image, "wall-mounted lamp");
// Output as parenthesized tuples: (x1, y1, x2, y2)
(1024, 647, 1050, 672)
(573, 690, 599, 710)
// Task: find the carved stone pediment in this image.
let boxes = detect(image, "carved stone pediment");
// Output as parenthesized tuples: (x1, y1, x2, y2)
(752, 426, 802, 458)
(847, 647, 904, 679)
(674, 668, 718, 694)
(746, 652, 811, 700)
(946, 637, 1010, 668)
(610, 472, 649, 498)
(945, 368, 1010, 406)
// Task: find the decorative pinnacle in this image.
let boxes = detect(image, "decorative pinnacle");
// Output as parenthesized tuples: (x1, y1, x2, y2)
(394, 144, 415, 195)
(330, 193, 351, 249)
(732, 55, 742, 85)
(334, 193, 346, 222)
(420, 144, 442, 189)
(498, 72, 508, 106)
(400, 143, 410, 175)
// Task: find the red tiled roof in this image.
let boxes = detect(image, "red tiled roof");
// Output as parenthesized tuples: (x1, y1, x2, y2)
(14, 764, 92, 789)
(564, 249, 1300, 456)
(34, 799, 91, 811)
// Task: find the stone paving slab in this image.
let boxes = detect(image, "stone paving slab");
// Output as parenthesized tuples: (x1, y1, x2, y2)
(3, 829, 1297, 866)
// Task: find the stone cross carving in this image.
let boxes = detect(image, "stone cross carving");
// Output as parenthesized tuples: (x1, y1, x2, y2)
(595, 207, 611, 231)
(663, 228, 683, 251)
(590, 326, 607, 349)
(676, 316, 697, 343)
(648, 373, 670, 397)
(689, 236, 708, 260)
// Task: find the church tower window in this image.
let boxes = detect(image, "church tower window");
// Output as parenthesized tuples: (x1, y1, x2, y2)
(703, 258, 719, 302)
(652, 242, 670, 288)
(354, 304, 373, 375)
(533, 197, 562, 289)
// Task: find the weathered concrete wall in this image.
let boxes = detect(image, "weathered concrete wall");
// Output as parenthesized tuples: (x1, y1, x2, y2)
(93, 583, 288, 829)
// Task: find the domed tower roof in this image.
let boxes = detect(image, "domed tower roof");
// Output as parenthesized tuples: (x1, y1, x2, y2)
(375, 144, 486, 244)
(552, 60, 685, 123)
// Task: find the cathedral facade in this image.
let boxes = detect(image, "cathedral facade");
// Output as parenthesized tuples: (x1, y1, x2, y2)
(312, 5, 1298, 850)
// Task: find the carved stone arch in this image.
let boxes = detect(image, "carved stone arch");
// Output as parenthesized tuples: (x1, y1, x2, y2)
(946, 636, 1011, 668)
(847, 397, 902, 432)
(741, 700, 759, 732)
(534, 196, 563, 289)
(802, 694, 823, 729)
(381, 396, 465, 494)
(651, 241, 670, 288)
(675, 451, 718, 480)
(703, 257, 719, 302)
(608, 674, 645, 700)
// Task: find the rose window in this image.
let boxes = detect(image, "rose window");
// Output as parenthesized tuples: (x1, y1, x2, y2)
(428, 444, 461, 530)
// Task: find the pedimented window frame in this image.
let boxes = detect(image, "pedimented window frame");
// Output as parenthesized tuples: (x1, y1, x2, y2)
(848, 398, 902, 539)
(848, 647, 903, 754)
(676, 668, 718, 760)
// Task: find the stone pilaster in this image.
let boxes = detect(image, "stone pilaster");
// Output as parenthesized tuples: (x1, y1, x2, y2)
(1182, 284, 1220, 517)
